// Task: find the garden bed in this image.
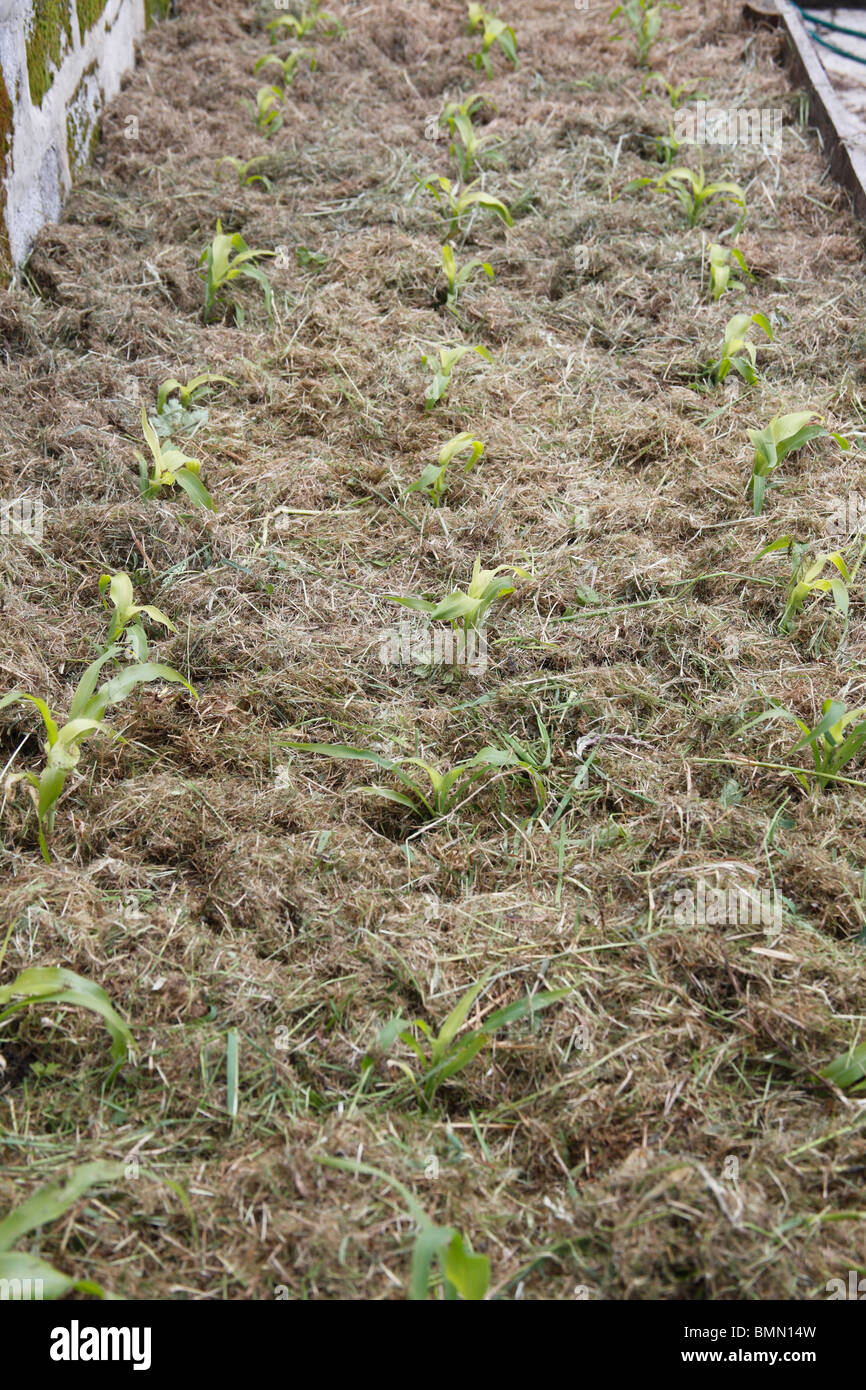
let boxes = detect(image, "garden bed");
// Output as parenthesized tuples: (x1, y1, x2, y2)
(1, 0, 866, 1300)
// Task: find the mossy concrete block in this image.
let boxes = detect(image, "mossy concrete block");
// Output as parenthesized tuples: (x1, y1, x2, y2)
(0, 0, 165, 273)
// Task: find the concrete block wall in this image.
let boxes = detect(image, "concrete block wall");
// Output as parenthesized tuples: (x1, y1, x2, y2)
(0, 0, 169, 276)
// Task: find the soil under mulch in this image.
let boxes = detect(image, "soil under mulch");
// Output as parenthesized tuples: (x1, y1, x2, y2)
(2, 0, 866, 1299)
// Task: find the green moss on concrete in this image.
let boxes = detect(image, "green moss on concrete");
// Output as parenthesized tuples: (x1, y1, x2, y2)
(26, 0, 74, 107)
(145, 0, 171, 28)
(75, 0, 108, 43)
(65, 60, 101, 172)
(0, 63, 12, 284)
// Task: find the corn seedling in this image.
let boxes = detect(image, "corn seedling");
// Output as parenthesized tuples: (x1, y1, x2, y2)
(215, 154, 273, 190)
(387, 556, 530, 632)
(440, 244, 493, 313)
(756, 537, 850, 634)
(625, 164, 746, 228)
(706, 311, 772, 386)
(422, 343, 493, 410)
(199, 220, 275, 325)
(654, 122, 684, 168)
(641, 71, 704, 107)
(708, 242, 752, 301)
(136, 406, 213, 509)
(154, 372, 236, 439)
(740, 697, 866, 790)
(1, 578, 195, 860)
(374, 972, 567, 1108)
(267, 2, 342, 41)
(747, 411, 849, 516)
(317, 1156, 490, 1300)
(448, 108, 502, 179)
(406, 432, 484, 506)
(414, 174, 513, 243)
(282, 740, 544, 821)
(245, 84, 284, 136)
(296, 245, 327, 270)
(440, 92, 496, 133)
(267, 11, 316, 39)
(466, 4, 517, 77)
(609, 0, 677, 66)
(254, 47, 316, 85)
(98, 569, 177, 661)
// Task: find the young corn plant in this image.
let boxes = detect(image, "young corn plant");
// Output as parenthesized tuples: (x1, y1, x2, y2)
(706, 311, 772, 386)
(267, 11, 317, 39)
(215, 155, 273, 190)
(747, 411, 849, 516)
(98, 569, 177, 661)
(153, 372, 236, 438)
(317, 1157, 490, 1301)
(199, 220, 275, 325)
(1, 576, 195, 860)
(267, 2, 342, 41)
(422, 343, 493, 410)
(414, 175, 513, 243)
(282, 740, 544, 821)
(466, 3, 517, 76)
(740, 697, 866, 790)
(406, 432, 484, 507)
(626, 164, 746, 228)
(756, 537, 850, 634)
(254, 47, 316, 85)
(245, 84, 284, 136)
(440, 92, 496, 133)
(707, 242, 753, 301)
(387, 556, 530, 632)
(136, 406, 214, 509)
(374, 973, 567, 1109)
(654, 122, 684, 168)
(609, 0, 677, 66)
(448, 108, 501, 179)
(641, 71, 704, 107)
(441, 244, 493, 313)
(296, 245, 327, 270)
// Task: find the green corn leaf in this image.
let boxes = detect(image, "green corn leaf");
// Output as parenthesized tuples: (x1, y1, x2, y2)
(156, 379, 185, 413)
(481, 988, 570, 1033)
(435, 976, 490, 1057)
(354, 784, 423, 812)
(0, 967, 133, 1062)
(831, 577, 849, 616)
(0, 1250, 101, 1300)
(442, 1231, 490, 1300)
(427, 1032, 488, 1088)
(0, 692, 59, 745)
(69, 648, 122, 720)
(821, 1042, 866, 1089)
(0, 1160, 127, 1253)
(410, 1222, 455, 1301)
(97, 662, 196, 709)
(174, 466, 215, 510)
